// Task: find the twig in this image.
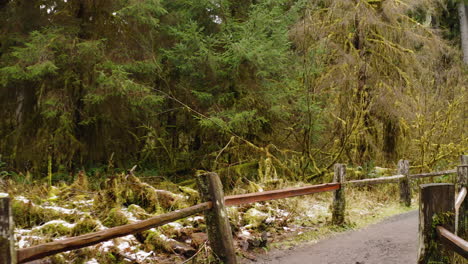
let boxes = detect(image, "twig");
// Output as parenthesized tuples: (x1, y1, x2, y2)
(180, 241, 207, 264)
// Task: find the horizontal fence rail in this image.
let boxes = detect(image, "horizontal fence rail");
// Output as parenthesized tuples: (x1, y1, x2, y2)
(418, 159, 468, 263)
(456, 187, 467, 211)
(4, 155, 466, 264)
(436, 226, 468, 259)
(224, 183, 340, 206)
(409, 169, 457, 180)
(344, 174, 405, 186)
(17, 202, 212, 263)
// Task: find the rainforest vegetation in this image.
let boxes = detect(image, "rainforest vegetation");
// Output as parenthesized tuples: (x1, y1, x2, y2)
(0, 0, 467, 263)
(0, 0, 467, 182)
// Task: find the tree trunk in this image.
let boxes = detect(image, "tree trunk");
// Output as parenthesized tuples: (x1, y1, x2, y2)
(459, 3, 468, 64)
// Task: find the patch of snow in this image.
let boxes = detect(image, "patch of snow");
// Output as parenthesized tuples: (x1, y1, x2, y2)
(15, 229, 31, 235)
(117, 241, 132, 252)
(33, 220, 76, 230)
(41, 205, 81, 215)
(187, 216, 204, 222)
(85, 259, 99, 264)
(134, 250, 153, 261)
(99, 240, 115, 252)
(166, 222, 183, 230)
(73, 200, 94, 206)
(16, 235, 43, 248)
(240, 229, 250, 237)
(159, 233, 176, 242)
(121, 207, 138, 222)
(15, 196, 30, 203)
(265, 216, 276, 224)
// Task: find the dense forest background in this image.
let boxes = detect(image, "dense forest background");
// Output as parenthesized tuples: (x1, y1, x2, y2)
(0, 0, 467, 183)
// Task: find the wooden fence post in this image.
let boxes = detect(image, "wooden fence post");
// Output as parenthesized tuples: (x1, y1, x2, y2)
(417, 183, 455, 264)
(197, 172, 237, 264)
(332, 164, 346, 225)
(0, 193, 16, 264)
(461, 155, 468, 166)
(398, 159, 411, 207)
(456, 160, 467, 240)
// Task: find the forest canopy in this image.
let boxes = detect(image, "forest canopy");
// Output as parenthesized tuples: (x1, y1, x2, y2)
(0, 0, 466, 182)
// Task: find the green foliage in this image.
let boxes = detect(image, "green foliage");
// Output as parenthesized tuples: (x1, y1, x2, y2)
(0, 0, 466, 182)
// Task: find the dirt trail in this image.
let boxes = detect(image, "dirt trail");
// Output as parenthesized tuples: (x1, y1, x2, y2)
(247, 210, 418, 264)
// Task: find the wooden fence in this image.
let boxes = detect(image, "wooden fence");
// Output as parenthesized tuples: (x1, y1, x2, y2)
(1, 156, 467, 264)
(417, 157, 468, 263)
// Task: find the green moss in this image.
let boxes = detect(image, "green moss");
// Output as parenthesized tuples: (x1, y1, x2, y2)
(178, 186, 199, 204)
(243, 208, 268, 228)
(102, 208, 129, 228)
(71, 215, 101, 236)
(32, 221, 73, 237)
(12, 200, 62, 228)
(142, 229, 173, 253)
(127, 204, 150, 220)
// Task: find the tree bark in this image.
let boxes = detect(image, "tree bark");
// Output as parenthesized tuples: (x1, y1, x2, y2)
(459, 3, 468, 64)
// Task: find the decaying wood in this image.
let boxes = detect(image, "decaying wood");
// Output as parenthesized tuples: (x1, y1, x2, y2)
(197, 172, 237, 264)
(418, 183, 455, 264)
(332, 164, 346, 225)
(17, 202, 211, 263)
(398, 160, 411, 207)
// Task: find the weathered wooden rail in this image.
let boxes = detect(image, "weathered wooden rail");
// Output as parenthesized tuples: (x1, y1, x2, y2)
(0, 156, 466, 264)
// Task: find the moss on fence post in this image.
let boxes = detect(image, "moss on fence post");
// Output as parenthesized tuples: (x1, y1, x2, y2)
(332, 164, 346, 226)
(456, 156, 467, 241)
(417, 183, 454, 264)
(398, 160, 411, 207)
(0, 193, 16, 264)
(197, 172, 237, 264)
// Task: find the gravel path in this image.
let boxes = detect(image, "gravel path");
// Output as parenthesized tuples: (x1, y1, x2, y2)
(247, 210, 418, 264)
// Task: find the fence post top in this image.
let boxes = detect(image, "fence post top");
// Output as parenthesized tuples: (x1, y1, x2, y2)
(420, 183, 454, 189)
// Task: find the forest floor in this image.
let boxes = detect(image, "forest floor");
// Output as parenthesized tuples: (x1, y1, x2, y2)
(245, 210, 418, 264)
